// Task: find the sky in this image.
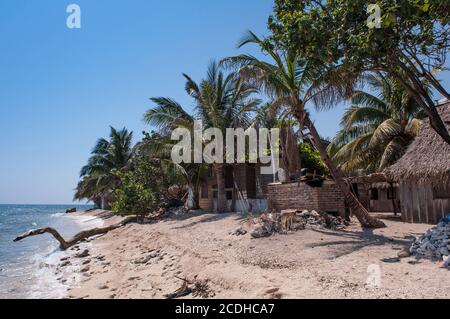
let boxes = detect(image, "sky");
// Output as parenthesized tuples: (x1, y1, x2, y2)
(0, 1, 449, 205)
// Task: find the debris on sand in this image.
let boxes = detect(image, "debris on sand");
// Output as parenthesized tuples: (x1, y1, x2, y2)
(410, 221, 450, 267)
(250, 213, 282, 239)
(250, 210, 348, 239)
(296, 210, 348, 231)
(165, 277, 214, 299)
(229, 227, 247, 237)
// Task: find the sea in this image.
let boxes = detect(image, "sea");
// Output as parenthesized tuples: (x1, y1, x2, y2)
(0, 204, 98, 299)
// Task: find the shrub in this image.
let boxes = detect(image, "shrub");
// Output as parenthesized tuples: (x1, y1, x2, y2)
(112, 170, 159, 218)
(299, 142, 328, 175)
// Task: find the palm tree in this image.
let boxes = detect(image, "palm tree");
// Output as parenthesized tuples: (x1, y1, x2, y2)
(75, 127, 134, 208)
(144, 61, 259, 213)
(329, 73, 423, 173)
(135, 131, 211, 209)
(222, 31, 385, 228)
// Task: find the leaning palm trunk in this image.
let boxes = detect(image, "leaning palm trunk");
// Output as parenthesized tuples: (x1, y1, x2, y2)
(214, 163, 227, 213)
(281, 122, 301, 177)
(299, 112, 386, 229)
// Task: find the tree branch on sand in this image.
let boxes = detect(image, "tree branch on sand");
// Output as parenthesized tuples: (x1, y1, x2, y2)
(13, 216, 136, 250)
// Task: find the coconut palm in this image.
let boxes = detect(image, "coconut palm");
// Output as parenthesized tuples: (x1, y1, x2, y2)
(135, 131, 211, 209)
(144, 61, 260, 213)
(222, 31, 385, 228)
(329, 73, 423, 173)
(74, 127, 134, 208)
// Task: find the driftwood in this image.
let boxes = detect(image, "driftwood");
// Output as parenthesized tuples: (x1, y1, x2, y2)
(13, 216, 135, 250)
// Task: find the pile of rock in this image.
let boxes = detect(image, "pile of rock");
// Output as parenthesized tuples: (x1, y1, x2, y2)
(295, 210, 348, 231)
(250, 210, 348, 239)
(410, 221, 450, 267)
(250, 213, 282, 239)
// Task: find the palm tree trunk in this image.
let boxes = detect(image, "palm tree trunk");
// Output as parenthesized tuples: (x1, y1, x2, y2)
(302, 116, 386, 229)
(214, 163, 227, 213)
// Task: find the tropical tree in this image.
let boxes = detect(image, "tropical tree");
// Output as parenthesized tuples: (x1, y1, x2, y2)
(329, 73, 423, 173)
(144, 61, 260, 213)
(269, 0, 450, 145)
(135, 131, 210, 209)
(222, 31, 385, 228)
(74, 127, 134, 208)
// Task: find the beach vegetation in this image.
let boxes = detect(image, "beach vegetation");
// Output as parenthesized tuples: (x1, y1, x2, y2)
(328, 73, 424, 173)
(268, 0, 450, 145)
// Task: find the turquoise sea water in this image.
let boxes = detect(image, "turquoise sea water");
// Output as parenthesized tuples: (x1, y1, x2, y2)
(0, 204, 93, 299)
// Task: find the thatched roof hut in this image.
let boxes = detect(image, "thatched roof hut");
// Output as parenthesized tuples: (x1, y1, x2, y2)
(385, 102, 450, 185)
(384, 101, 450, 224)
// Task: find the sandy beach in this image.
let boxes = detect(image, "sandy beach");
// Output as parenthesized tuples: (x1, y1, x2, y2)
(54, 210, 450, 299)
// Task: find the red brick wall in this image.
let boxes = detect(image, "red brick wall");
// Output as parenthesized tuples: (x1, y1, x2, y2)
(267, 181, 346, 217)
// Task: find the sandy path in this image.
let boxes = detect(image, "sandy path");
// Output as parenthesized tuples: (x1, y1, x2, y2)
(62, 212, 449, 299)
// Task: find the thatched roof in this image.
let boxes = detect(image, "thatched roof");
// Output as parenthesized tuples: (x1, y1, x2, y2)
(346, 173, 398, 189)
(347, 172, 389, 183)
(385, 102, 450, 185)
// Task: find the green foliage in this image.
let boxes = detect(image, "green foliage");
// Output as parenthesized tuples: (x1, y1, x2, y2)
(269, 0, 449, 74)
(74, 127, 134, 205)
(299, 142, 327, 175)
(328, 73, 423, 173)
(112, 157, 162, 217)
(269, 1, 450, 145)
(112, 170, 158, 218)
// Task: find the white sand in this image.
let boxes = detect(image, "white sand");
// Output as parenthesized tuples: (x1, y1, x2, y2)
(61, 211, 449, 299)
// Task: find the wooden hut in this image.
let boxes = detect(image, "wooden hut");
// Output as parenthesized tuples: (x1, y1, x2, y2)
(199, 164, 273, 213)
(347, 173, 400, 214)
(385, 102, 450, 224)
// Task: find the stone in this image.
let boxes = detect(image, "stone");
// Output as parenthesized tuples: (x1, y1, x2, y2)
(398, 250, 411, 259)
(230, 227, 247, 236)
(251, 227, 272, 239)
(80, 266, 90, 273)
(444, 256, 450, 268)
(97, 283, 109, 290)
(75, 250, 90, 258)
(381, 257, 401, 263)
(128, 276, 140, 281)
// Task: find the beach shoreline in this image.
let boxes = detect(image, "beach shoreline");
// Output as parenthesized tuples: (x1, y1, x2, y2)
(59, 211, 450, 299)
(35, 209, 110, 299)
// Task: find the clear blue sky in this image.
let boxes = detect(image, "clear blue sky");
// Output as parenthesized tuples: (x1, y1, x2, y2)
(0, 1, 449, 204)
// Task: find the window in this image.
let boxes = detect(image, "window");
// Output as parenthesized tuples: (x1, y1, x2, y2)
(433, 185, 450, 199)
(370, 188, 379, 201)
(387, 188, 397, 200)
(201, 183, 208, 199)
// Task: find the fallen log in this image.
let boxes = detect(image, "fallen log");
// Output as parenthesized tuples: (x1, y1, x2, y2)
(13, 216, 136, 250)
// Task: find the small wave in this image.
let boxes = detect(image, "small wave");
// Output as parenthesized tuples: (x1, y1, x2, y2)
(51, 213, 64, 218)
(26, 243, 69, 299)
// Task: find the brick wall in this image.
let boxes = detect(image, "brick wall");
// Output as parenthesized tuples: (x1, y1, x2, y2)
(267, 181, 346, 217)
